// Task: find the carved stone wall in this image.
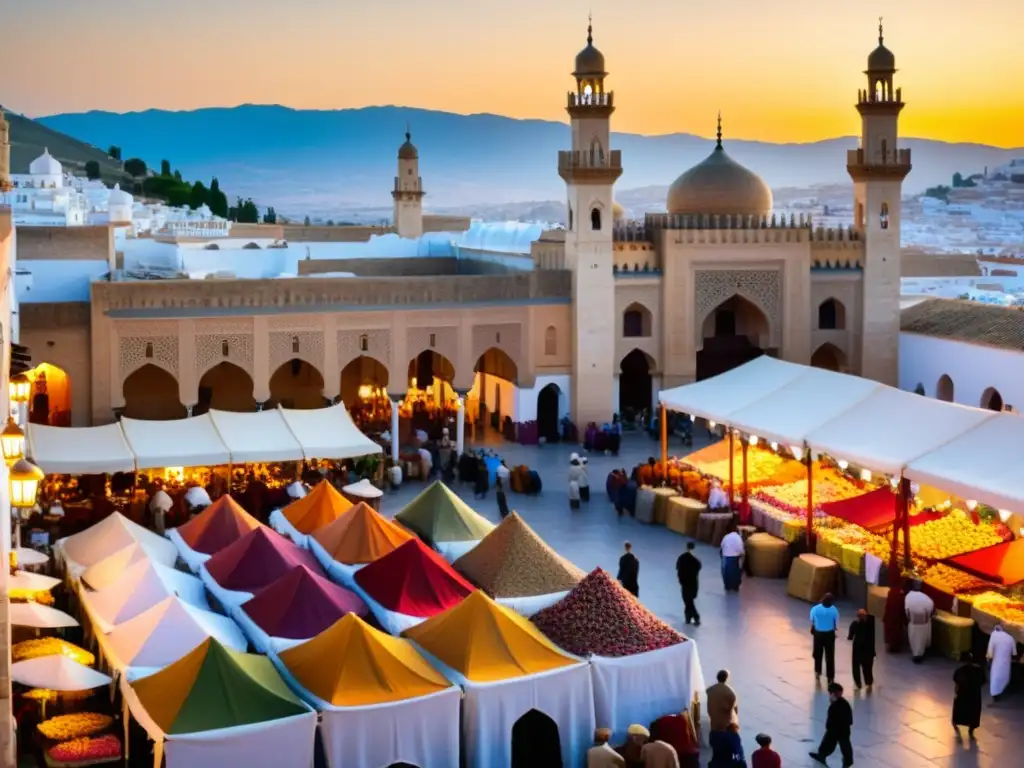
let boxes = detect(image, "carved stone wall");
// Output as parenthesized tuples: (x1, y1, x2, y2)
(471, 323, 523, 369)
(120, 336, 179, 379)
(406, 326, 458, 369)
(338, 329, 392, 371)
(269, 330, 324, 374)
(195, 333, 255, 377)
(694, 269, 781, 330)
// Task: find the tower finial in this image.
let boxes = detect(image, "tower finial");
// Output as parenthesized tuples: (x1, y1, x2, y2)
(878, 16, 883, 45)
(587, 11, 593, 46)
(716, 112, 722, 150)
(405, 122, 411, 143)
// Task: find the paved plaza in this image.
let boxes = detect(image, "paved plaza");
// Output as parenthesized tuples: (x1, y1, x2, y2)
(386, 431, 1024, 768)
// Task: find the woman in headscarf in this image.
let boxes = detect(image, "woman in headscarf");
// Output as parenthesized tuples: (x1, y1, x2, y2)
(952, 655, 985, 740)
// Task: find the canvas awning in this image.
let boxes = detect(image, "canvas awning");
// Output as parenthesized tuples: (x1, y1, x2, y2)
(354, 539, 475, 618)
(241, 565, 367, 640)
(945, 539, 1024, 587)
(279, 402, 382, 460)
(207, 408, 304, 464)
(204, 527, 323, 594)
(27, 422, 136, 475)
(396, 481, 494, 544)
(81, 560, 210, 633)
(819, 487, 897, 532)
(310, 502, 414, 565)
(12, 655, 111, 691)
(905, 414, 1024, 514)
(175, 496, 264, 556)
(120, 414, 231, 470)
(59, 512, 178, 570)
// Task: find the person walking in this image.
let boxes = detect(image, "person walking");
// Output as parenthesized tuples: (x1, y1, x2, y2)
(720, 524, 745, 592)
(675, 541, 702, 627)
(986, 624, 1015, 702)
(847, 609, 876, 690)
(706, 669, 739, 734)
(905, 581, 935, 663)
(810, 593, 840, 685)
(952, 656, 985, 740)
(809, 682, 854, 767)
(618, 542, 640, 597)
(495, 478, 511, 520)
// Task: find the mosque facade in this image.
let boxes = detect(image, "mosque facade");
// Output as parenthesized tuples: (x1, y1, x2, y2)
(2, 22, 909, 440)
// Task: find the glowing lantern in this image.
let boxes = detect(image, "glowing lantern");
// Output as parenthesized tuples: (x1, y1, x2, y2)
(9, 458, 44, 510)
(1, 417, 25, 466)
(9, 373, 31, 404)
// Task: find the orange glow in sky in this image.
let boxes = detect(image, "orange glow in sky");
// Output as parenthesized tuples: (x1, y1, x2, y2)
(2, 0, 1022, 147)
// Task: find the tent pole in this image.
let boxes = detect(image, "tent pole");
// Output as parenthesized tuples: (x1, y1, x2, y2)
(805, 445, 813, 547)
(727, 428, 735, 509)
(883, 482, 905, 652)
(741, 436, 749, 515)
(227, 463, 233, 495)
(659, 404, 668, 484)
(901, 475, 912, 570)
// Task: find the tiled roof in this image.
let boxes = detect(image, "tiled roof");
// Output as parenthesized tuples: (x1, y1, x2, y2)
(900, 251, 982, 277)
(900, 298, 1024, 351)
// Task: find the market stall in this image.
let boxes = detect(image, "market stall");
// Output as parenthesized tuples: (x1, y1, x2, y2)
(27, 422, 136, 476)
(353, 538, 476, 635)
(122, 638, 317, 768)
(280, 402, 383, 460)
(395, 481, 495, 561)
(309, 502, 415, 587)
(207, 408, 304, 464)
(168, 495, 265, 573)
(274, 614, 461, 768)
(55, 512, 178, 583)
(403, 591, 595, 768)
(119, 414, 232, 471)
(453, 512, 585, 616)
(270, 481, 353, 546)
(81, 541, 160, 591)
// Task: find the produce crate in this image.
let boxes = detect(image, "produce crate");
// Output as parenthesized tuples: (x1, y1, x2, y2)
(866, 585, 889, 619)
(786, 553, 838, 603)
(696, 512, 733, 546)
(666, 497, 705, 537)
(781, 518, 805, 543)
(746, 533, 790, 579)
(932, 610, 974, 661)
(652, 487, 679, 525)
(635, 488, 656, 524)
(815, 536, 843, 564)
(840, 545, 864, 576)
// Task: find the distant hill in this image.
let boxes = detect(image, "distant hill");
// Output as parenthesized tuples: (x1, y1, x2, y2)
(37, 105, 1024, 214)
(6, 110, 131, 186)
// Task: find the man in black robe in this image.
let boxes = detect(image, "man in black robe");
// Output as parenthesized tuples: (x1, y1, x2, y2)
(847, 609, 876, 689)
(676, 541, 702, 626)
(952, 658, 985, 740)
(618, 541, 639, 597)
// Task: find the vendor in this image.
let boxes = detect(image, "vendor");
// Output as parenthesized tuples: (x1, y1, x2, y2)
(708, 479, 729, 510)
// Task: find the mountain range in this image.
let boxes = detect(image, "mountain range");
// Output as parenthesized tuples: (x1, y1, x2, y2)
(32, 104, 1023, 216)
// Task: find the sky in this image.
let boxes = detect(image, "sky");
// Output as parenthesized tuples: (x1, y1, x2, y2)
(2, 0, 1022, 147)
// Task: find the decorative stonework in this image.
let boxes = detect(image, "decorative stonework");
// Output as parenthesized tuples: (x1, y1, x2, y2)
(471, 323, 522, 368)
(694, 269, 781, 329)
(338, 329, 391, 370)
(195, 333, 254, 376)
(406, 326, 458, 368)
(193, 318, 254, 335)
(269, 330, 324, 373)
(119, 336, 179, 380)
(114, 321, 180, 337)
(266, 315, 323, 331)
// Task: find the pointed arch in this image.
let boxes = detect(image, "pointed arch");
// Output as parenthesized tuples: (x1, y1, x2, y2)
(340, 355, 390, 405)
(510, 709, 562, 768)
(590, 207, 602, 231)
(123, 364, 186, 421)
(700, 294, 770, 347)
(810, 342, 847, 372)
(26, 362, 73, 427)
(474, 347, 518, 385)
(936, 374, 954, 402)
(622, 302, 653, 338)
(268, 358, 325, 409)
(980, 386, 1003, 412)
(817, 298, 847, 330)
(196, 361, 255, 413)
(408, 350, 455, 390)
(619, 348, 655, 417)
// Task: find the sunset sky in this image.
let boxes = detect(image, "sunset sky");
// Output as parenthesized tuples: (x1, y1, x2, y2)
(3, 0, 1021, 147)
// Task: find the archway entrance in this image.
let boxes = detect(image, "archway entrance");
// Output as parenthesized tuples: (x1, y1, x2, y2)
(619, 349, 654, 419)
(810, 343, 846, 372)
(123, 365, 186, 420)
(26, 363, 72, 426)
(510, 709, 562, 768)
(537, 383, 561, 443)
(696, 295, 771, 381)
(981, 387, 1004, 411)
(936, 374, 954, 402)
(405, 351, 457, 434)
(268, 359, 324, 409)
(341, 356, 391, 431)
(196, 362, 255, 414)
(472, 347, 518, 434)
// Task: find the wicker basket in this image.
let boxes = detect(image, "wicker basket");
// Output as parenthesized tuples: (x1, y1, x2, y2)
(746, 532, 791, 579)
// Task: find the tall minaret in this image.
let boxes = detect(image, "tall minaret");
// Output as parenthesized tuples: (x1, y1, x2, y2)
(559, 17, 622, 426)
(392, 128, 424, 238)
(847, 19, 911, 387)
(0, 105, 11, 191)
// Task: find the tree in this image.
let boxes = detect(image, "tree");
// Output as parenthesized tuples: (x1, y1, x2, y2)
(173, 170, 182, 182)
(160, 159, 172, 177)
(124, 157, 147, 177)
(107, 146, 122, 161)
(84, 160, 101, 180)
(189, 180, 209, 210)
(326, 220, 335, 226)
(303, 215, 311, 226)
(263, 206, 277, 224)
(208, 177, 229, 218)
(228, 197, 260, 224)
(166, 183, 191, 208)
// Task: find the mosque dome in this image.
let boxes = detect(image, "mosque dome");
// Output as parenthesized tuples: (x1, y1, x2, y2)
(867, 21, 895, 71)
(612, 202, 625, 221)
(398, 131, 418, 160)
(30, 148, 62, 176)
(666, 119, 772, 219)
(574, 21, 605, 76)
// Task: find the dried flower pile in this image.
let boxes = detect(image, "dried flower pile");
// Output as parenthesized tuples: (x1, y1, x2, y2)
(38, 713, 113, 741)
(48, 734, 122, 763)
(532, 568, 685, 657)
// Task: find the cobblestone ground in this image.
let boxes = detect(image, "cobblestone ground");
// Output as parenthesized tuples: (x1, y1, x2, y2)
(384, 429, 1024, 768)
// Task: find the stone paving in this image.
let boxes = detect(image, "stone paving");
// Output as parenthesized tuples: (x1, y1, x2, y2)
(386, 430, 1024, 767)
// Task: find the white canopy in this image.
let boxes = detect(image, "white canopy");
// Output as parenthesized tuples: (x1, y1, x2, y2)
(726, 367, 882, 447)
(27, 422, 135, 475)
(658, 356, 807, 421)
(9, 570, 61, 593)
(121, 414, 231, 470)
(81, 542, 157, 592)
(806, 387, 998, 475)
(12, 655, 111, 691)
(208, 409, 304, 464)
(81, 559, 210, 633)
(58, 512, 178, 571)
(905, 414, 1024, 513)
(343, 478, 383, 500)
(280, 403, 382, 460)
(10, 603, 79, 629)
(14, 548, 49, 567)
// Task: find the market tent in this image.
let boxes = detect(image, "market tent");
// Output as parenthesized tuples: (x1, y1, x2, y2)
(169, 496, 264, 572)
(806, 388, 998, 475)
(274, 614, 460, 768)
(81, 559, 209, 634)
(57, 512, 177, 576)
(124, 638, 316, 768)
(202, 527, 322, 599)
(454, 512, 585, 610)
(395, 481, 494, 560)
(120, 414, 231, 471)
(724, 366, 881, 446)
(309, 502, 413, 565)
(27, 421, 136, 475)
(404, 590, 594, 768)
(99, 596, 247, 675)
(207, 408, 304, 464)
(81, 542, 153, 591)
(906, 414, 1024, 515)
(270, 481, 353, 543)
(279, 402, 382, 460)
(10, 603, 79, 629)
(11, 655, 111, 691)
(946, 540, 1024, 587)
(658, 356, 807, 421)
(9, 570, 60, 593)
(820, 487, 897, 532)
(14, 548, 49, 568)
(236, 565, 367, 653)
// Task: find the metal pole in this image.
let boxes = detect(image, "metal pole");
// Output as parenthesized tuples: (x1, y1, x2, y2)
(901, 476, 912, 570)
(728, 428, 735, 508)
(659, 404, 668, 482)
(805, 447, 814, 546)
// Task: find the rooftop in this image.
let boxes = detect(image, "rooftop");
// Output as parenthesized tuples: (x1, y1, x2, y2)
(900, 298, 1024, 351)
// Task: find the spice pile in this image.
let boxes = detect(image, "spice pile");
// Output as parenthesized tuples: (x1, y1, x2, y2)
(12, 638, 95, 665)
(532, 568, 685, 657)
(48, 734, 122, 763)
(38, 713, 113, 741)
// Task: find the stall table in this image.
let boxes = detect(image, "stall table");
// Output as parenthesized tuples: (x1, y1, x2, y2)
(696, 512, 732, 546)
(666, 497, 704, 537)
(745, 533, 790, 579)
(786, 554, 838, 604)
(932, 610, 974, 661)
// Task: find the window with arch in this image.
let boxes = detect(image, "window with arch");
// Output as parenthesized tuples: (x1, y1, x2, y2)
(359, 334, 369, 352)
(591, 207, 602, 231)
(622, 303, 652, 338)
(145, 342, 154, 359)
(221, 340, 230, 357)
(291, 336, 300, 354)
(880, 202, 890, 230)
(817, 298, 846, 330)
(243, 242, 261, 250)
(544, 326, 557, 356)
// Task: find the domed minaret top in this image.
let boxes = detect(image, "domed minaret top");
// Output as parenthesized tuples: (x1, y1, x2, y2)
(567, 15, 614, 116)
(867, 17, 895, 73)
(573, 15, 606, 77)
(398, 128, 418, 160)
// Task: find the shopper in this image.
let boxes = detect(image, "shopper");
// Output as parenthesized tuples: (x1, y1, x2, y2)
(809, 682, 854, 767)
(495, 478, 510, 520)
(675, 541, 702, 626)
(905, 581, 935, 663)
(751, 734, 780, 768)
(952, 656, 985, 740)
(847, 609, 876, 689)
(586, 727, 625, 767)
(810, 593, 840, 685)
(720, 524, 745, 592)
(706, 669, 739, 733)
(617, 542, 639, 597)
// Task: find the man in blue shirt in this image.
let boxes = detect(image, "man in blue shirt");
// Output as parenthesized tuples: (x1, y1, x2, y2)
(810, 593, 840, 685)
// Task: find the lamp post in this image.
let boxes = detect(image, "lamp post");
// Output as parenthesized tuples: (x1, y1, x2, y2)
(9, 373, 30, 425)
(1, 418, 25, 466)
(9, 458, 43, 550)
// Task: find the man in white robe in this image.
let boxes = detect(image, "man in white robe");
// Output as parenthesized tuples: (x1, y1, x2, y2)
(904, 583, 934, 662)
(987, 625, 1016, 701)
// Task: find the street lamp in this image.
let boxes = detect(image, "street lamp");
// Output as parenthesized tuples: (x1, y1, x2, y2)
(9, 458, 44, 549)
(1, 417, 25, 465)
(9, 373, 31, 405)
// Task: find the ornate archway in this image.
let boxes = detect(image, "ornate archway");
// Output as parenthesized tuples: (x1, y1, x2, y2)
(981, 386, 1003, 411)
(473, 347, 518, 430)
(817, 298, 847, 330)
(622, 302, 653, 338)
(123, 364, 187, 421)
(196, 361, 255, 413)
(811, 343, 847, 372)
(696, 294, 771, 381)
(510, 709, 562, 768)
(537, 383, 562, 443)
(268, 358, 325, 409)
(619, 349, 654, 418)
(936, 374, 954, 402)
(340, 356, 390, 405)
(26, 363, 72, 426)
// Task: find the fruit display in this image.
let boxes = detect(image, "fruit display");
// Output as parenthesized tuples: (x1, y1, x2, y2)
(38, 713, 114, 741)
(531, 568, 685, 657)
(48, 734, 122, 763)
(12, 638, 94, 665)
(966, 592, 1024, 627)
(919, 564, 993, 596)
(685, 444, 793, 487)
(901, 513, 1004, 560)
(9, 588, 55, 605)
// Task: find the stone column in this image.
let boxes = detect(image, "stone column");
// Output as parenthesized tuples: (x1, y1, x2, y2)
(456, 397, 466, 456)
(390, 396, 401, 463)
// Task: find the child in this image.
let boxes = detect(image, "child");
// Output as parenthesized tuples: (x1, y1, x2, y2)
(752, 733, 781, 768)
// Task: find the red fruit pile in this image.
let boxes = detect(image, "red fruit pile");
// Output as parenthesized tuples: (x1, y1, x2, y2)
(531, 568, 685, 657)
(48, 734, 122, 762)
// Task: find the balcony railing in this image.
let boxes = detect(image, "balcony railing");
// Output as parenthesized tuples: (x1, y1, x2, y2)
(567, 91, 614, 108)
(846, 148, 912, 167)
(558, 149, 622, 171)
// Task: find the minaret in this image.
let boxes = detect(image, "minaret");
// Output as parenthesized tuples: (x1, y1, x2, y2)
(559, 17, 622, 426)
(847, 19, 911, 387)
(392, 128, 424, 238)
(0, 105, 11, 192)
